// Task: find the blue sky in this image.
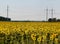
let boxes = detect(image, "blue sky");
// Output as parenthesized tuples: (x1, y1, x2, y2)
(0, 0, 60, 21)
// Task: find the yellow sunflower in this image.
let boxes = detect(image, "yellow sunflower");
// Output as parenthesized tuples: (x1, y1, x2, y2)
(31, 34, 36, 41)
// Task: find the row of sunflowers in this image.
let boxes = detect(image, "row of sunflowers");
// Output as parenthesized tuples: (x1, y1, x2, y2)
(0, 22, 60, 44)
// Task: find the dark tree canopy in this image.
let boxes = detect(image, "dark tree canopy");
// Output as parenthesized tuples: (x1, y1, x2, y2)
(0, 16, 11, 21)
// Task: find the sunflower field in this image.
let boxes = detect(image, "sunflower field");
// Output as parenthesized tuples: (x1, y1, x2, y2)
(0, 22, 60, 44)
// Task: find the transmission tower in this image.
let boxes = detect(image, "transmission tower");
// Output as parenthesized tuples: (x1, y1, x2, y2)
(7, 5, 9, 18)
(51, 8, 54, 19)
(46, 8, 48, 21)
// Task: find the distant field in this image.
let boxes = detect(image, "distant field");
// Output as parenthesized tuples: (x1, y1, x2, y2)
(0, 22, 60, 44)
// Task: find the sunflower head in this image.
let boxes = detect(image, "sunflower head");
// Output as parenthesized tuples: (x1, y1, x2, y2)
(31, 34, 36, 41)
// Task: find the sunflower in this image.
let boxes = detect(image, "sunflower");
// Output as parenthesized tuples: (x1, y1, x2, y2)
(50, 34, 54, 40)
(31, 34, 36, 41)
(37, 36, 41, 42)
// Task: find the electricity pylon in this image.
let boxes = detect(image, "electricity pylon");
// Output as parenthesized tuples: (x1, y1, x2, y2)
(46, 8, 48, 21)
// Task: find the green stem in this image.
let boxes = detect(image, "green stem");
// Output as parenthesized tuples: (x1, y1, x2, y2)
(22, 35, 24, 44)
(34, 40, 35, 44)
(27, 36, 28, 44)
(39, 42, 40, 44)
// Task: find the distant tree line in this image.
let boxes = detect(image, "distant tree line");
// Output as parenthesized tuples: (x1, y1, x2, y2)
(48, 18, 60, 22)
(0, 16, 60, 22)
(0, 16, 11, 21)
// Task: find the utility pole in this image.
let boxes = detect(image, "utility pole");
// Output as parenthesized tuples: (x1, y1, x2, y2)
(46, 8, 48, 21)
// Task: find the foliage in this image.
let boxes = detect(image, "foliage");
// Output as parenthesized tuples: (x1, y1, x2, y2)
(0, 22, 60, 44)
